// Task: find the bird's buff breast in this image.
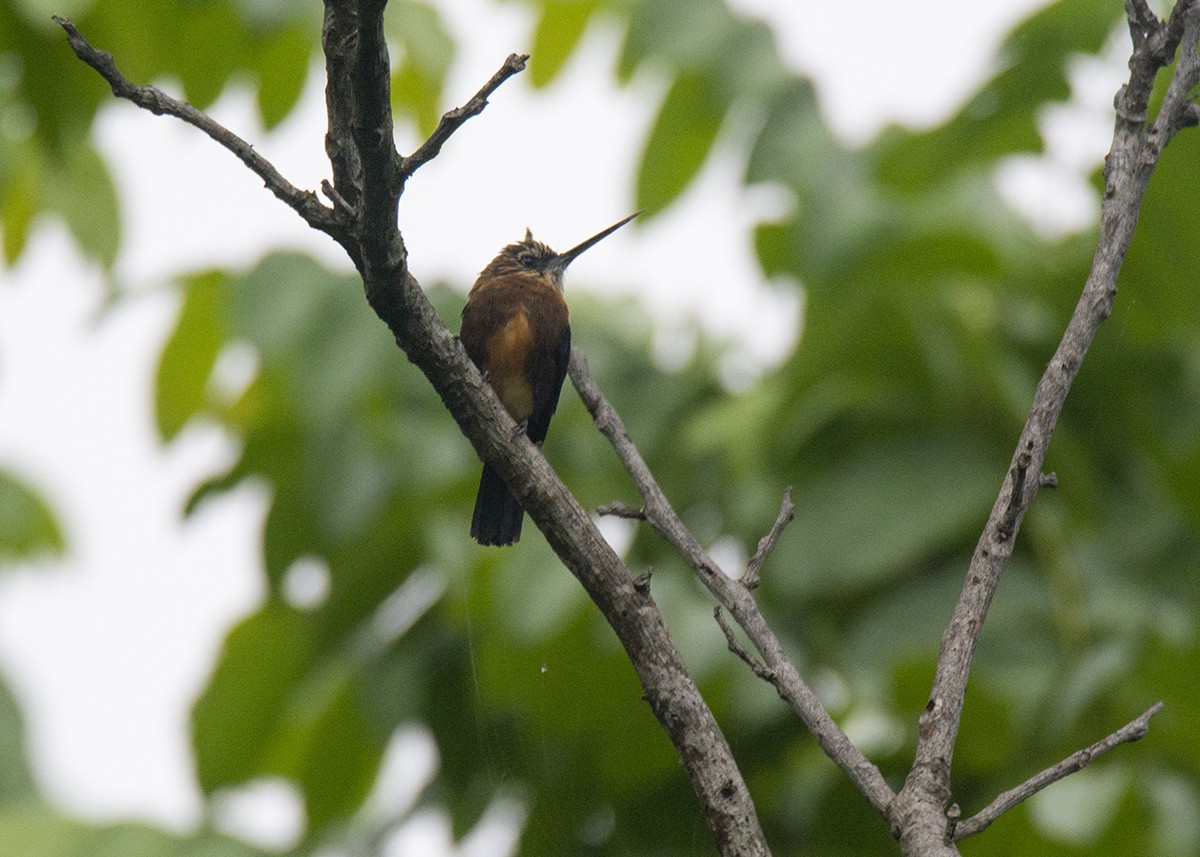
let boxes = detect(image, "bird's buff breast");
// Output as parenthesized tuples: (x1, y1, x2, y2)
(484, 310, 535, 420)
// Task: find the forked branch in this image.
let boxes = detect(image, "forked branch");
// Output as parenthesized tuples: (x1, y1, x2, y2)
(894, 3, 1196, 853)
(570, 350, 898, 820)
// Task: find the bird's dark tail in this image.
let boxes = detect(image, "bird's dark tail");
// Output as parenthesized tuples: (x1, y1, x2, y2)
(471, 464, 524, 546)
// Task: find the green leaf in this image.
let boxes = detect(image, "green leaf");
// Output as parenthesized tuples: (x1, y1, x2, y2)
(1122, 131, 1200, 340)
(0, 675, 35, 803)
(389, 1, 454, 137)
(0, 155, 38, 267)
(10, 0, 96, 27)
(875, 0, 1122, 190)
(43, 139, 120, 269)
(392, 63, 443, 138)
(194, 595, 389, 836)
(193, 602, 316, 791)
(80, 0, 315, 123)
(775, 437, 999, 599)
(618, 0, 735, 80)
(156, 272, 229, 440)
(280, 674, 382, 831)
(253, 23, 312, 129)
(0, 806, 267, 857)
(158, 3, 250, 110)
(636, 73, 723, 215)
(10, 7, 106, 159)
(529, 1, 598, 87)
(391, 2, 454, 81)
(0, 472, 64, 565)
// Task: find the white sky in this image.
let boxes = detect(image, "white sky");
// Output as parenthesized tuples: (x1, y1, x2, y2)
(0, 0, 1125, 852)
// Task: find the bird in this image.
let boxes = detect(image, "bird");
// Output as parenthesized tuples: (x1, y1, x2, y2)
(460, 212, 639, 546)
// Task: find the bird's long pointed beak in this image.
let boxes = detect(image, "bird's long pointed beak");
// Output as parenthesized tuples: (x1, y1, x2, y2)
(551, 211, 640, 273)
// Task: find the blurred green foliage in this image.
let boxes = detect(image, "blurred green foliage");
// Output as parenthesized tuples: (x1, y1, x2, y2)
(0, 471, 63, 564)
(3, 0, 1200, 855)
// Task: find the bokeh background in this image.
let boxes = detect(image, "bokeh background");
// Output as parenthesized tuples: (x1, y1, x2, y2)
(1, 0, 1198, 854)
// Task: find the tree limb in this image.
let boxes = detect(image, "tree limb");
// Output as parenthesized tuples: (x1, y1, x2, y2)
(349, 0, 402, 281)
(714, 608, 773, 681)
(322, 0, 363, 220)
(329, 9, 772, 855)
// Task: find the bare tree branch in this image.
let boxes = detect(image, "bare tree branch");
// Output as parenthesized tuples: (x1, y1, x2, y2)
(349, 0, 402, 280)
(952, 702, 1163, 841)
(994, 446, 1031, 543)
(52, 16, 348, 252)
(321, 178, 356, 220)
(895, 4, 1199, 852)
(1125, 0, 1160, 48)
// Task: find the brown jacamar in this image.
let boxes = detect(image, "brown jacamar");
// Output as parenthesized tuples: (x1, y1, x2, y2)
(461, 212, 639, 546)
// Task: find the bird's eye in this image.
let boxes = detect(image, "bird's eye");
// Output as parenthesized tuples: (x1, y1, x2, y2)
(518, 253, 539, 269)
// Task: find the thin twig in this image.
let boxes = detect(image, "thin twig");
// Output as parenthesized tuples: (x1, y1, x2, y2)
(1151, 4, 1200, 144)
(399, 53, 529, 186)
(52, 16, 346, 247)
(743, 487, 794, 590)
(714, 608, 773, 681)
(953, 702, 1164, 841)
(321, 179, 356, 219)
(597, 501, 647, 520)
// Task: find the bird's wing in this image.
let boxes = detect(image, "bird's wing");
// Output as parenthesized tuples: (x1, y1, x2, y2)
(526, 322, 570, 444)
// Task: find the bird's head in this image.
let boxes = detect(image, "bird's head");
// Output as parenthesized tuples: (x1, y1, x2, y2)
(480, 211, 639, 291)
